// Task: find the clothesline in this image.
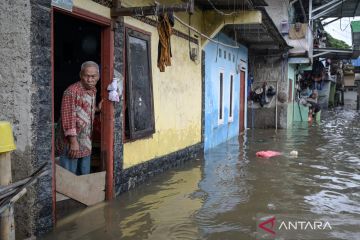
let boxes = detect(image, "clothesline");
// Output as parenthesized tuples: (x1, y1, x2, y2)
(120, 2, 241, 49)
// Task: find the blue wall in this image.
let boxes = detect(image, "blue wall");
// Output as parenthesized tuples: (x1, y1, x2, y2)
(204, 33, 248, 151)
(352, 57, 360, 67)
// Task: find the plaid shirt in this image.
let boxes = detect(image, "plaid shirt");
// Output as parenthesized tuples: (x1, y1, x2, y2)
(55, 81, 96, 158)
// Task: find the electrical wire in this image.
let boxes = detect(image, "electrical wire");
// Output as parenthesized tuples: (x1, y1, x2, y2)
(340, 17, 351, 31)
(173, 15, 240, 48)
(206, 0, 238, 16)
(122, 0, 240, 49)
(339, 0, 348, 31)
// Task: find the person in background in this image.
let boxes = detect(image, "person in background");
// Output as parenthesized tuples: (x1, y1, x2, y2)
(306, 90, 320, 121)
(55, 61, 102, 175)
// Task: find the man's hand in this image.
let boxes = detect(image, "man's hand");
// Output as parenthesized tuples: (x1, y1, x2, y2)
(68, 136, 79, 159)
(96, 99, 103, 113)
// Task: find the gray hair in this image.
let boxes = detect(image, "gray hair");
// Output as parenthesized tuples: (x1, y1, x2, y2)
(80, 61, 99, 74)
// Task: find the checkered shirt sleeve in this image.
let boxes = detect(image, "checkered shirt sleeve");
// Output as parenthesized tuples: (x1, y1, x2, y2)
(61, 90, 77, 136)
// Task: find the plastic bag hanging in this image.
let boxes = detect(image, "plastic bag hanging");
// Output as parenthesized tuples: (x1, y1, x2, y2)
(107, 78, 120, 102)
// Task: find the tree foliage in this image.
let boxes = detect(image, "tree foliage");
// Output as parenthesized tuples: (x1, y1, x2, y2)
(325, 31, 351, 49)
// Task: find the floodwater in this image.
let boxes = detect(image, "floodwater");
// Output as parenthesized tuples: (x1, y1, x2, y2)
(45, 109, 360, 240)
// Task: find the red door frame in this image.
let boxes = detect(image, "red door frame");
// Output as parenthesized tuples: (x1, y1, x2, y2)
(51, 6, 114, 221)
(239, 71, 246, 132)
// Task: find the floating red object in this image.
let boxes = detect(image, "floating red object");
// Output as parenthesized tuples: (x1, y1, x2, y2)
(256, 151, 282, 158)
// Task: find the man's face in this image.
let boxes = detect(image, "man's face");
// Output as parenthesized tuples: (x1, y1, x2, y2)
(80, 66, 100, 90)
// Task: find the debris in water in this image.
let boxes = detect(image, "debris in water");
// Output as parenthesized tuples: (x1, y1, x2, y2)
(290, 150, 298, 157)
(267, 203, 276, 210)
(256, 151, 282, 158)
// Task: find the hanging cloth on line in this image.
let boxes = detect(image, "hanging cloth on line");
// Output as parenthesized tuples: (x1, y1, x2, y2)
(157, 13, 174, 72)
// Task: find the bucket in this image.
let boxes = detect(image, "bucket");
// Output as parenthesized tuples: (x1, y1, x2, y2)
(0, 121, 16, 153)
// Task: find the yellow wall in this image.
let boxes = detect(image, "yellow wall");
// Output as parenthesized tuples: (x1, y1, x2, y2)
(73, 0, 110, 18)
(122, 0, 203, 168)
(201, 10, 261, 47)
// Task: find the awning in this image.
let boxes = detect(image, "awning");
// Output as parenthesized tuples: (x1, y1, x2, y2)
(313, 47, 359, 59)
(222, 7, 291, 53)
(292, 0, 360, 20)
(312, 0, 360, 18)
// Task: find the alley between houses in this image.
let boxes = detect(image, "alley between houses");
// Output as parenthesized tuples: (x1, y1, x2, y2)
(44, 104, 360, 240)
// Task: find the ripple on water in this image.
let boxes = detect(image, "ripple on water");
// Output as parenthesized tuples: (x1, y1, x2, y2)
(304, 190, 360, 214)
(44, 108, 360, 240)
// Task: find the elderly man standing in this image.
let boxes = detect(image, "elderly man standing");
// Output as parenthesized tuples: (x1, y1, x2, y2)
(56, 61, 101, 175)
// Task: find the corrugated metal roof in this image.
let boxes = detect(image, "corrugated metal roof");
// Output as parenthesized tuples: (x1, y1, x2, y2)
(323, 0, 360, 18)
(293, 0, 360, 19)
(313, 48, 359, 59)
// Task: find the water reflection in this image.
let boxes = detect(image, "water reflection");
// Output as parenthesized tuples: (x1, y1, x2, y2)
(197, 138, 251, 239)
(47, 163, 203, 240)
(44, 110, 360, 240)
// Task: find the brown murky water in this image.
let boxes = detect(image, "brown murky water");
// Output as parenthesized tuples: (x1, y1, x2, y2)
(44, 109, 360, 240)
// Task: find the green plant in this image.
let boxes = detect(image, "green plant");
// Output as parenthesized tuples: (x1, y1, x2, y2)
(325, 32, 351, 49)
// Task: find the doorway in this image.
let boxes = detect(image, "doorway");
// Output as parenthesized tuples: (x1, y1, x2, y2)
(52, 8, 113, 218)
(54, 11, 103, 170)
(239, 71, 246, 132)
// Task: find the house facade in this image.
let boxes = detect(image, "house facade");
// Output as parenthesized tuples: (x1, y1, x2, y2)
(246, 0, 316, 128)
(0, 0, 264, 237)
(203, 33, 248, 151)
(120, 0, 203, 176)
(0, 0, 203, 237)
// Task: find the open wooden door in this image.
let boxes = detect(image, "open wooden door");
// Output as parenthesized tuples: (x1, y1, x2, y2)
(51, 7, 113, 216)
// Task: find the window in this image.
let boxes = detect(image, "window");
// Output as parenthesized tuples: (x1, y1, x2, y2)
(229, 74, 234, 122)
(218, 71, 224, 124)
(219, 48, 222, 58)
(233, 54, 235, 62)
(224, 50, 227, 59)
(228, 53, 231, 61)
(125, 27, 155, 140)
